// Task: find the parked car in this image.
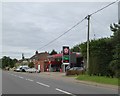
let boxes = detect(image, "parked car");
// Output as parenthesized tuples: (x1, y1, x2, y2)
(69, 67, 84, 71)
(26, 68, 40, 73)
(66, 65, 70, 71)
(14, 65, 29, 72)
(66, 67, 85, 76)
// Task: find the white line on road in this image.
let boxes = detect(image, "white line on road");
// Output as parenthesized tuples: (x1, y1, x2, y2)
(18, 76, 24, 79)
(10, 74, 17, 77)
(55, 88, 75, 96)
(27, 79, 34, 82)
(36, 82, 50, 87)
(13, 75, 17, 77)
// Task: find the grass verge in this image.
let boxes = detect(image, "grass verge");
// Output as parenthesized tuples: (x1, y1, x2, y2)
(76, 75, 119, 86)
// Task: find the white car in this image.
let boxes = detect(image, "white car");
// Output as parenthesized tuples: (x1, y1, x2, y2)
(69, 67, 84, 71)
(26, 68, 40, 73)
(14, 66, 29, 72)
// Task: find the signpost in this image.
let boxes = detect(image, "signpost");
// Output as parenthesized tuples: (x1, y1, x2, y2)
(62, 46, 70, 64)
(62, 46, 70, 72)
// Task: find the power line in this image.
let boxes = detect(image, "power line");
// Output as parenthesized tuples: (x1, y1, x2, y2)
(38, 17, 86, 50)
(37, 0, 119, 50)
(90, 0, 119, 16)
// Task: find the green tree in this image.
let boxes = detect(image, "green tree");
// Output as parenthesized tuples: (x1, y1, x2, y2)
(89, 38, 113, 76)
(71, 44, 81, 52)
(2, 56, 11, 68)
(28, 62, 34, 68)
(109, 23, 120, 77)
(49, 49, 57, 55)
(73, 38, 113, 76)
(2, 56, 18, 69)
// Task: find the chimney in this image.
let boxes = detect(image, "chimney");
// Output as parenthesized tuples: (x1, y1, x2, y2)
(35, 51, 38, 55)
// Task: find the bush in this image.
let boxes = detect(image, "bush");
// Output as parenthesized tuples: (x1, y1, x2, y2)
(28, 62, 34, 68)
(66, 70, 85, 76)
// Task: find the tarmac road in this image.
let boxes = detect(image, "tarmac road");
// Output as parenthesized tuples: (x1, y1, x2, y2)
(2, 71, 119, 96)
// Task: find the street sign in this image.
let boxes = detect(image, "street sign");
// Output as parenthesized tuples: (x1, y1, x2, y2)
(62, 46, 70, 64)
(63, 46, 69, 55)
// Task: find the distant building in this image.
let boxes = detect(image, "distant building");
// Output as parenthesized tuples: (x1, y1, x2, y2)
(15, 54, 29, 67)
(30, 51, 49, 72)
(47, 52, 84, 72)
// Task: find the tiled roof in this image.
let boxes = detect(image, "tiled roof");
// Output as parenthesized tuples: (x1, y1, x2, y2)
(48, 52, 81, 58)
(30, 52, 49, 60)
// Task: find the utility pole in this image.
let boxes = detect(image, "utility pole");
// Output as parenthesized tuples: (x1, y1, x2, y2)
(86, 15, 90, 72)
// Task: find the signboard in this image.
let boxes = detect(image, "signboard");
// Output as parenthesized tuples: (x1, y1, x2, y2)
(62, 46, 70, 64)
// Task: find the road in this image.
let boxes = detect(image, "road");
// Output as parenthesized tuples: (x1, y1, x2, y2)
(2, 71, 119, 96)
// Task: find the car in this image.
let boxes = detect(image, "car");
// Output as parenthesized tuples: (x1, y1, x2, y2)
(72, 67, 84, 71)
(21, 66, 29, 72)
(14, 65, 29, 72)
(14, 66, 22, 72)
(26, 68, 40, 73)
(68, 67, 84, 71)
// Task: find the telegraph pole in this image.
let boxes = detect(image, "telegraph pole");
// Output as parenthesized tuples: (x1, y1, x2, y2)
(86, 15, 90, 72)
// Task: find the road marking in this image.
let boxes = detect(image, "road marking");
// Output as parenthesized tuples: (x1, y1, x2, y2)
(27, 79, 34, 82)
(14, 75, 17, 77)
(55, 88, 73, 95)
(36, 82, 50, 87)
(10, 74, 14, 75)
(18, 76, 24, 79)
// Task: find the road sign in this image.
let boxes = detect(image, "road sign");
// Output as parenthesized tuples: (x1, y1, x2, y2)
(62, 46, 70, 64)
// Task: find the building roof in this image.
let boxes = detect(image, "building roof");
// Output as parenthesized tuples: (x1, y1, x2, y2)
(48, 52, 82, 59)
(30, 52, 49, 60)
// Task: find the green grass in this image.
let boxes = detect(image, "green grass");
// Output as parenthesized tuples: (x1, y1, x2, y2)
(76, 75, 119, 86)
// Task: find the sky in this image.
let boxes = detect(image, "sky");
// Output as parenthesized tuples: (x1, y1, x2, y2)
(1, 1, 118, 59)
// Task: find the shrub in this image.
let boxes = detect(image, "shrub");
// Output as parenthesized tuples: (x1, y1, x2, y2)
(66, 70, 85, 76)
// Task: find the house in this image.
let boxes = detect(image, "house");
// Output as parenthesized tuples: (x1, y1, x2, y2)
(30, 51, 49, 72)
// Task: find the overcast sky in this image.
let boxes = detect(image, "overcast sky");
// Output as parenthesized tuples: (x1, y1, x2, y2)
(1, 1, 118, 59)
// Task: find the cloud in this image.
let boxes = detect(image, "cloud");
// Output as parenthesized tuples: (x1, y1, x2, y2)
(2, 2, 118, 59)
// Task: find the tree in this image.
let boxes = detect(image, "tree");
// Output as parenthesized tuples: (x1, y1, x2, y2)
(1, 56, 18, 69)
(71, 44, 81, 52)
(109, 23, 120, 77)
(49, 49, 57, 55)
(2, 56, 11, 68)
(28, 62, 34, 68)
(72, 38, 113, 76)
(70, 22, 120, 78)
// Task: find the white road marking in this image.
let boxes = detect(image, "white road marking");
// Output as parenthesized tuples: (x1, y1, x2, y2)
(18, 76, 24, 79)
(10, 74, 14, 75)
(14, 75, 17, 77)
(10, 74, 17, 77)
(27, 79, 34, 82)
(36, 82, 50, 87)
(55, 88, 72, 95)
